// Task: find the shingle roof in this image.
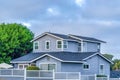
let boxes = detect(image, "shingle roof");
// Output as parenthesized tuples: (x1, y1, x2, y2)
(69, 34, 106, 43)
(110, 71, 120, 78)
(11, 52, 96, 63)
(48, 32, 105, 43)
(48, 32, 78, 41)
(32, 32, 105, 43)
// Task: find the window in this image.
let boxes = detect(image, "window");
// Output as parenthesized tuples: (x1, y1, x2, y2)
(18, 64, 29, 69)
(19, 65, 23, 69)
(97, 44, 100, 52)
(63, 41, 68, 48)
(78, 43, 81, 52)
(100, 64, 104, 74)
(40, 64, 56, 70)
(45, 41, 50, 50)
(100, 65, 104, 70)
(83, 64, 89, 70)
(57, 40, 62, 48)
(34, 42, 39, 49)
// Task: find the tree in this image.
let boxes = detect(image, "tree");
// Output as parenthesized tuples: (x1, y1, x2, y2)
(0, 23, 34, 63)
(103, 54, 114, 70)
(112, 59, 120, 70)
(103, 54, 114, 60)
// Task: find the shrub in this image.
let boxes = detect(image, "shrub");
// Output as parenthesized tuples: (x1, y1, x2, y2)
(97, 75, 107, 77)
(26, 66, 40, 70)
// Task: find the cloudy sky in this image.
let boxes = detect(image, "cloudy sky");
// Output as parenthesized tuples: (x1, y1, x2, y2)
(0, 0, 120, 59)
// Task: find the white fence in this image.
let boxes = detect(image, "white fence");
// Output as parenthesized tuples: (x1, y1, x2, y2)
(26, 70, 53, 80)
(55, 72, 80, 80)
(81, 75, 96, 80)
(109, 78, 120, 80)
(0, 69, 117, 80)
(0, 69, 25, 80)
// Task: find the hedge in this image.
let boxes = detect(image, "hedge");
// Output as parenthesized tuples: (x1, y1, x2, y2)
(26, 66, 40, 70)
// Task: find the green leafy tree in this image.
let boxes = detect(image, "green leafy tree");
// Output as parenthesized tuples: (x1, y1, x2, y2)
(0, 23, 34, 63)
(112, 59, 120, 70)
(103, 54, 114, 60)
(103, 54, 114, 70)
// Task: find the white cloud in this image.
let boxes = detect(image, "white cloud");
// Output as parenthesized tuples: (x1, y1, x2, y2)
(22, 22, 31, 28)
(47, 7, 60, 16)
(75, 0, 85, 7)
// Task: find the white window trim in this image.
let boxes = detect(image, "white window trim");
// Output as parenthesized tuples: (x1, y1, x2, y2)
(18, 64, 29, 69)
(83, 64, 90, 70)
(45, 40, 50, 50)
(85, 42, 87, 52)
(97, 44, 101, 52)
(56, 40, 62, 49)
(34, 41, 39, 50)
(39, 62, 57, 71)
(81, 40, 83, 52)
(99, 64, 104, 74)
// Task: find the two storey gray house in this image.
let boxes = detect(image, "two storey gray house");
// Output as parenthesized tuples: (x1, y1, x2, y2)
(11, 32, 112, 76)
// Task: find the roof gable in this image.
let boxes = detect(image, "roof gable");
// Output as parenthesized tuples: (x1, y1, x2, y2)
(31, 32, 63, 42)
(83, 53, 113, 64)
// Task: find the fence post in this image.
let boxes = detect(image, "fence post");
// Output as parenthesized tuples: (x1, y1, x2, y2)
(107, 75, 109, 80)
(53, 69, 55, 80)
(66, 72, 67, 80)
(95, 74, 97, 80)
(79, 72, 81, 80)
(24, 69, 26, 80)
(12, 69, 13, 76)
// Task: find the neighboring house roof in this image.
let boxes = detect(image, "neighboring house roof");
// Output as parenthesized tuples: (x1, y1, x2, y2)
(31, 32, 105, 43)
(110, 71, 120, 78)
(11, 52, 112, 64)
(0, 63, 13, 69)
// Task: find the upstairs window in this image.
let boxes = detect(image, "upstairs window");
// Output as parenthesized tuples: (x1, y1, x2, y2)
(34, 42, 39, 49)
(45, 41, 50, 50)
(57, 40, 62, 48)
(97, 44, 100, 52)
(78, 43, 81, 52)
(83, 64, 89, 70)
(63, 41, 68, 48)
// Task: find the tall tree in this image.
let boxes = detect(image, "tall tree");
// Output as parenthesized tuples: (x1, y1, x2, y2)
(112, 59, 120, 70)
(103, 54, 114, 60)
(0, 23, 34, 63)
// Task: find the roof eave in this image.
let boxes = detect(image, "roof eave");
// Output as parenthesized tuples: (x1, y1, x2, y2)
(10, 61, 31, 63)
(11, 53, 84, 64)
